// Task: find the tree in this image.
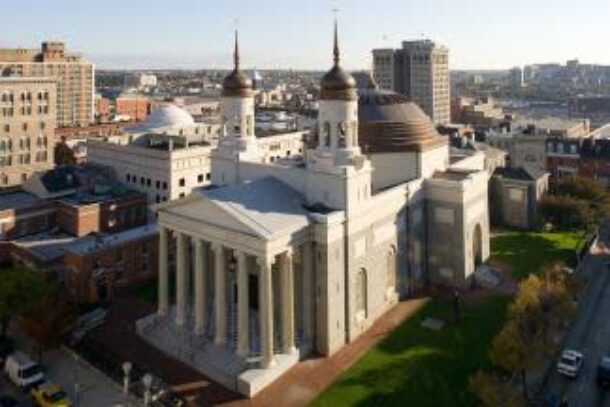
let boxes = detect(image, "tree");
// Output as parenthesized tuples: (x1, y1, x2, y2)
(18, 289, 76, 351)
(555, 176, 606, 202)
(539, 195, 594, 230)
(472, 267, 578, 404)
(0, 267, 51, 339)
(470, 370, 525, 407)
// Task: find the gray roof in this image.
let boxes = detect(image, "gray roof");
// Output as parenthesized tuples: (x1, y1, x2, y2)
(199, 177, 310, 240)
(0, 191, 41, 212)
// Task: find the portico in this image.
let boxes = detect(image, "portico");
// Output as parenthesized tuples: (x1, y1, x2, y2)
(156, 226, 304, 368)
(138, 177, 313, 395)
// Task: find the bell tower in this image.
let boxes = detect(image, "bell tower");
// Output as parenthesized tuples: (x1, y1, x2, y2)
(212, 30, 258, 186)
(306, 18, 372, 213)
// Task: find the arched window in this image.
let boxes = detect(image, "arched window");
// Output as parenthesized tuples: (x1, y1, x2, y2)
(355, 268, 368, 318)
(387, 246, 397, 291)
(338, 122, 347, 148)
(323, 122, 331, 147)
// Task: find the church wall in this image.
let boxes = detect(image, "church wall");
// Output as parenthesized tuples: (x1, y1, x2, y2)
(369, 152, 418, 192)
(425, 171, 490, 286)
(449, 152, 486, 172)
(311, 213, 346, 356)
(418, 144, 450, 178)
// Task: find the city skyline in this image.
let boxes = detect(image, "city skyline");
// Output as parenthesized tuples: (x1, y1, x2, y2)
(3, 0, 610, 70)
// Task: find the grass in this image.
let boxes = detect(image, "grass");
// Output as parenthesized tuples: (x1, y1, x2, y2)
(312, 230, 587, 406)
(490, 230, 586, 280)
(312, 296, 511, 407)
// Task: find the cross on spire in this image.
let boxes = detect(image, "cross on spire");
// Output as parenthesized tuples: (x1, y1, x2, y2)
(333, 9, 341, 66)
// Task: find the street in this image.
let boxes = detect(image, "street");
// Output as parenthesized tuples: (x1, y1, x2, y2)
(546, 227, 610, 407)
(1, 327, 139, 407)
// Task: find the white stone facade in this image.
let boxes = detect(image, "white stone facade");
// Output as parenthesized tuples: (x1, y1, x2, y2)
(142, 36, 490, 398)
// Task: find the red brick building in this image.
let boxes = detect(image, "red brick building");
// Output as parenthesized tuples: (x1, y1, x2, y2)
(0, 165, 158, 303)
(116, 96, 151, 122)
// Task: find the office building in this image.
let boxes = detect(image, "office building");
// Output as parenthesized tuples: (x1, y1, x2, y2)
(373, 39, 450, 124)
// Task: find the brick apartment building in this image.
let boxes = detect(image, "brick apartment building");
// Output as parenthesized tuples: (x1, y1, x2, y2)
(0, 164, 159, 303)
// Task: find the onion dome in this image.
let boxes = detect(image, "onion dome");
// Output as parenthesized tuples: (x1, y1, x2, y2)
(319, 20, 357, 101)
(358, 88, 447, 153)
(222, 31, 253, 98)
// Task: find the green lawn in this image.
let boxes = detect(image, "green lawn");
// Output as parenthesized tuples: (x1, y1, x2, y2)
(312, 296, 510, 407)
(312, 230, 587, 406)
(490, 231, 586, 280)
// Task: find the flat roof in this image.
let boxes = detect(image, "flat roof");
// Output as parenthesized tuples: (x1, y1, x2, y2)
(0, 191, 42, 212)
(65, 224, 158, 255)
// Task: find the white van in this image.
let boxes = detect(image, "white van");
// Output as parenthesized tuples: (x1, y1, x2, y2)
(3, 351, 45, 390)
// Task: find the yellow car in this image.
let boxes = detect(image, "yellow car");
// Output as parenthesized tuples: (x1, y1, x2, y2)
(30, 382, 71, 407)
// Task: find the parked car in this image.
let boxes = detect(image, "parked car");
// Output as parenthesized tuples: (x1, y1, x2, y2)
(597, 357, 610, 387)
(30, 382, 70, 407)
(3, 351, 45, 391)
(557, 349, 584, 378)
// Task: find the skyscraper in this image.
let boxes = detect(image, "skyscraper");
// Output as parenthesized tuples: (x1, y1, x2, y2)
(373, 40, 450, 124)
(0, 42, 94, 127)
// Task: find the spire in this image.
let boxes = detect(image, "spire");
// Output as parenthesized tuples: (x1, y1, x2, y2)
(233, 29, 240, 71)
(333, 14, 340, 66)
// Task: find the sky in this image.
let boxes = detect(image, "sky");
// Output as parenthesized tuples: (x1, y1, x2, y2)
(2, 0, 610, 71)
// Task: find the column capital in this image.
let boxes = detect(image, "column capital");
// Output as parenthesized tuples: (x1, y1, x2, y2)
(256, 254, 274, 268)
(284, 247, 294, 258)
(211, 242, 223, 252)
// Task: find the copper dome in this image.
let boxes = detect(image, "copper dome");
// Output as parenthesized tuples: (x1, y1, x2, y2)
(358, 88, 446, 153)
(221, 31, 253, 98)
(319, 19, 357, 101)
(222, 70, 253, 98)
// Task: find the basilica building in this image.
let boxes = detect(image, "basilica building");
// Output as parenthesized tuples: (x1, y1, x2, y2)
(137, 26, 490, 397)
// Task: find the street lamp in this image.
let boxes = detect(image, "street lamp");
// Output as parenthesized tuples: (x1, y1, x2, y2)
(142, 373, 153, 406)
(122, 361, 132, 394)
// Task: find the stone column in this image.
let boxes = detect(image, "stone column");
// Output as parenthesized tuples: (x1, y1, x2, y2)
(157, 226, 169, 317)
(213, 243, 226, 345)
(258, 256, 275, 368)
(301, 242, 313, 347)
(175, 233, 188, 327)
(194, 239, 207, 336)
(280, 249, 296, 354)
(236, 251, 249, 357)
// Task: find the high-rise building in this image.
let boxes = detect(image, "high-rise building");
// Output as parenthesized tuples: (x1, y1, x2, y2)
(0, 42, 94, 127)
(508, 66, 524, 90)
(0, 77, 57, 187)
(373, 40, 450, 124)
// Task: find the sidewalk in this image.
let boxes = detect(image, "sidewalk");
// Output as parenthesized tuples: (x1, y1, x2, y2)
(229, 297, 429, 407)
(9, 327, 140, 407)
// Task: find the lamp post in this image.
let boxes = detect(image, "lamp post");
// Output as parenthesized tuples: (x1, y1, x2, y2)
(122, 361, 132, 395)
(142, 373, 153, 406)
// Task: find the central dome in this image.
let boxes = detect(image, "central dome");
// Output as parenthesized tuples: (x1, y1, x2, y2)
(358, 87, 446, 153)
